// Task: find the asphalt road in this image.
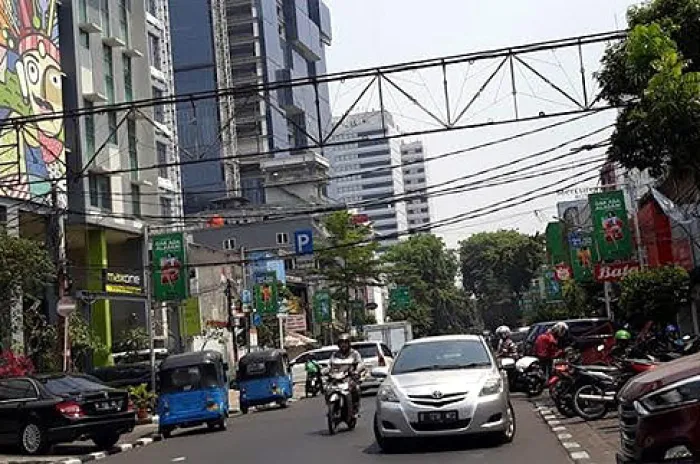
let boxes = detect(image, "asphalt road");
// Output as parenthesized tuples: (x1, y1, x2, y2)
(104, 396, 572, 464)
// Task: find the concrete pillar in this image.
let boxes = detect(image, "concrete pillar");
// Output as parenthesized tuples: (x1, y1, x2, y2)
(86, 229, 112, 366)
(5, 208, 23, 353)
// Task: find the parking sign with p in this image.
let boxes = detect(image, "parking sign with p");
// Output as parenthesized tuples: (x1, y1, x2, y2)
(294, 229, 314, 255)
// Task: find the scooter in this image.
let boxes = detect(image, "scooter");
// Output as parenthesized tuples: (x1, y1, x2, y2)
(501, 356, 545, 397)
(325, 369, 357, 435)
(306, 373, 322, 397)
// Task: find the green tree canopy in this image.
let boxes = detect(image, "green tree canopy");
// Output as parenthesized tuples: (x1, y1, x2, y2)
(315, 211, 383, 329)
(383, 234, 480, 336)
(619, 265, 689, 328)
(597, 0, 700, 178)
(459, 230, 543, 328)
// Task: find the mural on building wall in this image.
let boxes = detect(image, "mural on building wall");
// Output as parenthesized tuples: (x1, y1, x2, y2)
(0, 0, 65, 206)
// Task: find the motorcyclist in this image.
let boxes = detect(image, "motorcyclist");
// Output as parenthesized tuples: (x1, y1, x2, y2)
(495, 326, 519, 359)
(534, 322, 568, 378)
(664, 324, 685, 352)
(329, 334, 365, 416)
(611, 329, 632, 358)
(304, 353, 322, 394)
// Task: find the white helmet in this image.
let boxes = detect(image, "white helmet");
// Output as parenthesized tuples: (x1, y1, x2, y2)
(495, 326, 511, 339)
(551, 322, 569, 338)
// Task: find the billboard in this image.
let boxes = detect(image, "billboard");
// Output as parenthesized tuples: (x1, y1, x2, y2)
(545, 221, 569, 266)
(568, 231, 599, 282)
(589, 190, 633, 261)
(249, 251, 286, 285)
(152, 233, 189, 301)
(0, 0, 66, 206)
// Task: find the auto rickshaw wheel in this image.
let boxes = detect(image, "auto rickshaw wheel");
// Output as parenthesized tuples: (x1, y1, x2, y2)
(159, 427, 172, 439)
(278, 399, 288, 409)
(240, 405, 249, 414)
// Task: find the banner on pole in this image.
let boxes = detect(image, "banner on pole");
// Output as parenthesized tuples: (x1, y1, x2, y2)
(568, 231, 599, 282)
(589, 190, 633, 261)
(152, 233, 189, 301)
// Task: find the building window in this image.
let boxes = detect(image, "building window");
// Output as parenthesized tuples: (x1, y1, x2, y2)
(148, 33, 161, 70)
(276, 232, 289, 245)
(123, 56, 133, 101)
(127, 119, 137, 178)
(152, 87, 164, 123)
(79, 31, 90, 50)
(79, 0, 88, 23)
(107, 111, 118, 145)
(156, 142, 168, 178)
(131, 184, 141, 217)
(89, 174, 112, 210)
(223, 238, 236, 250)
(146, 0, 157, 16)
(100, 0, 110, 36)
(103, 45, 114, 103)
(119, 0, 129, 45)
(284, 258, 297, 271)
(84, 100, 95, 157)
(160, 196, 172, 217)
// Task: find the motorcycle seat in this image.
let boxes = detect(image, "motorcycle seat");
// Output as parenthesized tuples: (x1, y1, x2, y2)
(573, 365, 619, 373)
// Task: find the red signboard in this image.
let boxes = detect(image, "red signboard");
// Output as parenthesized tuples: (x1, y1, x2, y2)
(594, 261, 641, 282)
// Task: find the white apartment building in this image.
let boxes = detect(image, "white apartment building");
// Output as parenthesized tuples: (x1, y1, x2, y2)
(327, 111, 408, 247)
(400, 141, 431, 230)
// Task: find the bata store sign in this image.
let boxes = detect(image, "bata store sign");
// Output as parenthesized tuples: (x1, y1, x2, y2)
(594, 261, 641, 282)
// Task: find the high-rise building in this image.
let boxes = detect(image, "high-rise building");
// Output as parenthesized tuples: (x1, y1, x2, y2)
(169, 0, 238, 214)
(224, 0, 333, 207)
(57, 0, 182, 364)
(400, 141, 431, 230)
(327, 111, 408, 247)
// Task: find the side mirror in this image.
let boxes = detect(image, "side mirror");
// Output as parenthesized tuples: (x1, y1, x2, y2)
(370, 367, 389, 379)
(499, 358, 515, 370)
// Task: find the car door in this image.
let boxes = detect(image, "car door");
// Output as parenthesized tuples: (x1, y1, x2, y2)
(0, 378, 39, 443)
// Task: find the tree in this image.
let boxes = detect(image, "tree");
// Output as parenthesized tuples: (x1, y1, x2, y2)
(459, 230, 544, 328)
(315, 211, 383, 329)
(0, 233, 55, 348)
(597, 0, 700, 178)
(618, 266, 689, 328)
(383, 234, 481, 336)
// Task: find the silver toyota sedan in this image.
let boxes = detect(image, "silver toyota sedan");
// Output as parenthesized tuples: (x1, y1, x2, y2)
(371, 334, 516, 452)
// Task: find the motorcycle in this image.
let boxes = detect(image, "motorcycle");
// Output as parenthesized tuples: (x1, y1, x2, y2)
(572, 358, 657, 421)
(325, 369, 357, 435)
(500, 356, 545, 397)
(306, 373, 322, 397)
(547, 359, 578, 418)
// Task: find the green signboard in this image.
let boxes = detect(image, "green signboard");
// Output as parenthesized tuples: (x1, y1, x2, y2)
(254, 272, 279, 314)
(152, 233, 188, 302)
(589, 190, 633, 261)
(351, 300, 365, 327)
(183, 297, 202, 337)
(568, 231, 599, 282)
(542, 267, 562, 302)
(389, 287, 411, 309)
(313, 289, 332, 323)
(545, 221, 569, 266)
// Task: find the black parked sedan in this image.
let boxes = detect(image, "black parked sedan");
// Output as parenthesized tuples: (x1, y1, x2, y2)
(0, 374, 136, 454)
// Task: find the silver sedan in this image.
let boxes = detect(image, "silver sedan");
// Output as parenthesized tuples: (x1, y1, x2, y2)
(371, 334, 516, 452)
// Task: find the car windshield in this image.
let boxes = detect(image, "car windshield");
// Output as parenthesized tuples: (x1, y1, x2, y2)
(313, 350, 335, 362)
(160, 364, 219, 393)
(391, 340, 492, 374)
(352, 344, 379, 359)
(41, 375, 107, 396)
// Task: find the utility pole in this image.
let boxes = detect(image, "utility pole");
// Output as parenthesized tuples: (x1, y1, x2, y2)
(226, 278, 238, 362)
(240, 246, 251, 353)
(142, 225, 156, 393)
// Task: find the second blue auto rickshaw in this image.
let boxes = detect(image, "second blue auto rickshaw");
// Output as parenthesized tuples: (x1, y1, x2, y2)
(237, 349, 292, 414)
(156, 351, 230, 438)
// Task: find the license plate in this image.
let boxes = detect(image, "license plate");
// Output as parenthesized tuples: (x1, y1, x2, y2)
(95, 400, 121, 411)
(418, 411, 458, 424)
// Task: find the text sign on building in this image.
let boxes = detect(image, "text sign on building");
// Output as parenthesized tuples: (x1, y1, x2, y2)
(594, 261, 641, 282)
(102, 270, 143, 295)
(285, 314, 307, 333)
(294, 229, 314, 255)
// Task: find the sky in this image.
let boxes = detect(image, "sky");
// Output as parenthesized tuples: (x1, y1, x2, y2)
(323, 0, 637, 248)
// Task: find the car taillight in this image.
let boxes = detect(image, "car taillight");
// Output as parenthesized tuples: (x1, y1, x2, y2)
(56, 401, 84, 418)
(378, 356, 386, 367)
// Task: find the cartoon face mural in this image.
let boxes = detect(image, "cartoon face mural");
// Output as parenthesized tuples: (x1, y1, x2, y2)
(0, 0, 65, 206)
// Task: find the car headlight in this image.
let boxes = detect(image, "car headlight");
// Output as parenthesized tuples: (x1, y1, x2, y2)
(480, 376, 503, 397)
(639, 375, 700, 413)
(378, 384, 400, 403)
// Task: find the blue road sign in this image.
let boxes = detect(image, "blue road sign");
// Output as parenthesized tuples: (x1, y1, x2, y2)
(252, 313, 262, 327)
(241, 289, 252, 305)
(294, 229, 314, 255)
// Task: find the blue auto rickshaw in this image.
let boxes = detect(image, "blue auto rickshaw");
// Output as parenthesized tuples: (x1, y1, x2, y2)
(237, 349, 292, 414)
(156, 351, 230, 438)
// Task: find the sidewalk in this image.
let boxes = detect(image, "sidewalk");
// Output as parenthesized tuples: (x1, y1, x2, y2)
(533, 397, 619, 464)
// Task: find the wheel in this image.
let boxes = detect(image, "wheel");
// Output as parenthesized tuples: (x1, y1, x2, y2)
(496, 402, 516, 444)
(573, 384, 608, 421)
(278, 399, 288, 409)
(347, 417, 357, 430)
(240, 404, 249, 414)
(551, 382, 577, 418)
(19, 421, 48, 455)
(526, 371, 545, 397)
(327, 405, 337, 436)
(92, 431, 120, 450)
(207, 418, 227, 432)
(373, 414, 400, 453)
(159, 427, 172, 439)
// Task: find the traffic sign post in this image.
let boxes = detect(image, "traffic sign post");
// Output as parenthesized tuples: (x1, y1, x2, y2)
(389, 287, 411, 309)
(294, 230, 314, 255)
(313, 289, 332, 323)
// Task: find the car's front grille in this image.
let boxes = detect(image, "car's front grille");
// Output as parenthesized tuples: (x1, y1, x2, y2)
(410, 418, 471, 432)
(408, 392, 468, 408)
(618, 402, 638, 458)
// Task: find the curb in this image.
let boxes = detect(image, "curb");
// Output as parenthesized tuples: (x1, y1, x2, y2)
(8, 435, 163, 464)
(533, 400, 596, 464)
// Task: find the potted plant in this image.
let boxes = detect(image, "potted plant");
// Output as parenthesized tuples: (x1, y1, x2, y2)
(128, 384, 156, 420)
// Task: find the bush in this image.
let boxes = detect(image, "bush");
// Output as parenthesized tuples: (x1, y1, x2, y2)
(0, 351, 35, 377)
(619, 266, 690, 328)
